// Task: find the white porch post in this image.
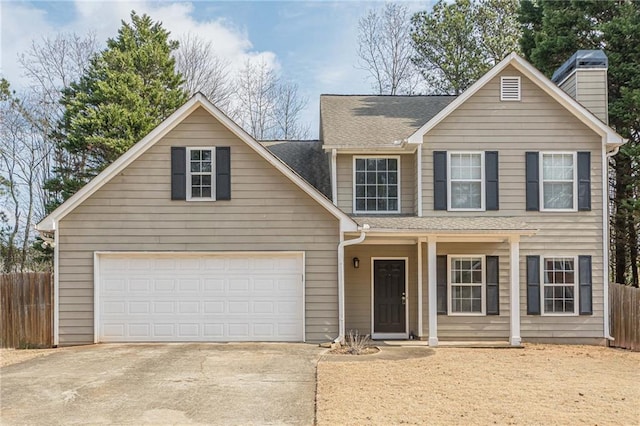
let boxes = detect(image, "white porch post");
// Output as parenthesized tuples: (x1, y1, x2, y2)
(417, 238, 424, 338)
(427, 237, 438, 346)
(509, 236, 522, 346)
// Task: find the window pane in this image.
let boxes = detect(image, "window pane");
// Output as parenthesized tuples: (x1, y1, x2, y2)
(355, 159, 365, 170)
(377, 159, 387, 171)
(377, 173, 387, 184)
(191, 150, 201, 160)
(355, 171, 365, 185)
(451, 182, 481, 209)
(201, 162, 211, 172)
(202, 175, 211, 186)
(191, 175, 201, 185)
(366, 185, 376, 197)
(191, 162, 201, 172)
(388, 185, 397, 197)
(388, 159, 397, 171)
(543, 182, 573, 209)
(355, 186, 365, 197)
(356, 199, 365, 211)
(201, 150, 212, 161)
(201, 187, 211, 198)
(378, 185, 387, 198)
(377, 199, 387, 211)
(366, 171, 376, 184)
(191, 187, 201, 198)
(366, 159, 376, 169)
(388, 172, 397, 185)
(388, 199, 398, 211)
(367, 199, 376, 210)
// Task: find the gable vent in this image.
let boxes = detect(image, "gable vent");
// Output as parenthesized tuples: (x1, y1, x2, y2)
(500, 76, 521, 101)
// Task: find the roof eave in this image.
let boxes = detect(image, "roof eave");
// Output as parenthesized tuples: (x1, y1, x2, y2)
(37, 93, 358, 233)
(406, 52, 626, 147)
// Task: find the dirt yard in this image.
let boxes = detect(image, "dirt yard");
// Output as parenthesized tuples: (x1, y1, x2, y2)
(317, 344, 639, 425)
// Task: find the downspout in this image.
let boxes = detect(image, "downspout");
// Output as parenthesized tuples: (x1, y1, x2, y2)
(335, 224, 369, 343)
(603, 144, 621, 341)
(331, 149, 337, 205)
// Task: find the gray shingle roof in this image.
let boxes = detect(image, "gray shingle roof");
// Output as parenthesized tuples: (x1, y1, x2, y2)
(320, 95, 457, 148)
(353, 216, 534, 233)
(261, 140, 332, 198)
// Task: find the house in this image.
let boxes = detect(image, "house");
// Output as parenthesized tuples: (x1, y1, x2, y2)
(37, 50, 625, 347)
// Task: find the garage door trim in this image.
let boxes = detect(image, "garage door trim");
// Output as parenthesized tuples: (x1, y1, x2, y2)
(93, 251, 306, 343)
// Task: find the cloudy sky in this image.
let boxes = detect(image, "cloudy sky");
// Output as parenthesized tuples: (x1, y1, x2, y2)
(1, 0, 433, 137)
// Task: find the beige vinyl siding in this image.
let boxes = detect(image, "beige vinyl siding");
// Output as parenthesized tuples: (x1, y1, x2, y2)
(576, 69, 608, 124)
(336, 153, 415, 215)
(559, 73, 577, 99)
(344, 245, 418, 336)
(421, 65, 605, 341)
(57, 107, 340, 345)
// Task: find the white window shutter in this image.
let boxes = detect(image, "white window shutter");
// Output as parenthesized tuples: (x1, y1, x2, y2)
(500, 76, 521, 101)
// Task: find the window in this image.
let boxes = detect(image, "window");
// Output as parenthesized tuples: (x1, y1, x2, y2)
(187, 148, 215, 200)
(501, 76, 521, 101)
(541, 152, 576, 210)
(354, 157, 399, 213)
(448, 152, 484, 210)
(448, 256, 485, 315)
(542, 257, 577, 315)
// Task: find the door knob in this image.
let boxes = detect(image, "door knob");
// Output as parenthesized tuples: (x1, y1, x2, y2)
(401, 292, 406, 305)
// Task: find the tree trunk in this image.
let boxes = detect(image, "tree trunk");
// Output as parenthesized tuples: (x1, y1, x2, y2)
(614, 160, 628, 284)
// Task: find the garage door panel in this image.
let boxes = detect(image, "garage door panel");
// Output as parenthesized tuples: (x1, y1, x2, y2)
(98, 253, 304, 342)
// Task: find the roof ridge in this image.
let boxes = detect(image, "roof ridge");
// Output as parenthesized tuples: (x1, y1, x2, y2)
(319, 94, 457, 97)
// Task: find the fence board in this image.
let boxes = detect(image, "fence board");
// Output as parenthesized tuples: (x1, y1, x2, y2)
(609, 283, 640, 352)
(1, 273, 53, 348)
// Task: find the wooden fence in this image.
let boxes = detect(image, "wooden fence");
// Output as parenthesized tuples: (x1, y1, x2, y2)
(609, 283, 640, 351)
(0, 272, 53, 348)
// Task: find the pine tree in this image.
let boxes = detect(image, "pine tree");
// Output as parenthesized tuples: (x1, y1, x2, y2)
(47, 12, 188, 209)
(518, 0, 640, 286)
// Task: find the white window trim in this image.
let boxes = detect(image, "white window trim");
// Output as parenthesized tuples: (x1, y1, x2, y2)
(186, 147, 216, 202)
(500, 76, 521, 101)
(447, 254, 486, 316)
(447, 151, 485, 212)
(352, 155, 401, 214)
(540, 255, 579, 316)
(539, 151, 577, 212)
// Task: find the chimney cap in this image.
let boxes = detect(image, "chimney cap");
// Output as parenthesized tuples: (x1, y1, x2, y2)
(551, 50, 608, 84)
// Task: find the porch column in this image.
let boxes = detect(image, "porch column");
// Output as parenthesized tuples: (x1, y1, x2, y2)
(427, 237, 438, 346)
(509, 236, 522, 346)
(417, 238, 424, 338)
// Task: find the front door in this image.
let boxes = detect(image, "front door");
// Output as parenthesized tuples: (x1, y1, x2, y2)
(373, 259, 406, 334)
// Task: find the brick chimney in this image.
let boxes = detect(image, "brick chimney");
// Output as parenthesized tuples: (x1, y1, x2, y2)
(551, 50, 608, 124)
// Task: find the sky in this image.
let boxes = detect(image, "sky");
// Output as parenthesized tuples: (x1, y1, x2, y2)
(1, 0, 433, 137)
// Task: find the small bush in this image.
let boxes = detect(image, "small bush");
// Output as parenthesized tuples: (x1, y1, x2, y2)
(344, 329, 372, 355)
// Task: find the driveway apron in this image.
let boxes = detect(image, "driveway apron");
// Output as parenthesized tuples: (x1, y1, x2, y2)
(0, 343, 322, 425)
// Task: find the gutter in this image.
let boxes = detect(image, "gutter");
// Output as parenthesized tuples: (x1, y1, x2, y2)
(335, 224, 369, 343)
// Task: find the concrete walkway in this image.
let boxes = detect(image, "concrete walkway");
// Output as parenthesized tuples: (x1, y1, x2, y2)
(0, 343, 322, 425)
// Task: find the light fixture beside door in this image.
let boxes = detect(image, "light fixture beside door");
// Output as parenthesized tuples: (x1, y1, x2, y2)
(353, 257, 360, 269)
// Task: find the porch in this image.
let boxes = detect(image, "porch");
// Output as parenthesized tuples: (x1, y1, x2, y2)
(341, 216, 536, 346)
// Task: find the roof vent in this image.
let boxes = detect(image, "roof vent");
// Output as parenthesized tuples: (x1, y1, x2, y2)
(500, 76, 521, 101)
(551, 50, 608, 84)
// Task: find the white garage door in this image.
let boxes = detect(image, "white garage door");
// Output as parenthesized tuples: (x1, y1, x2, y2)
(96, 252, 304, 342)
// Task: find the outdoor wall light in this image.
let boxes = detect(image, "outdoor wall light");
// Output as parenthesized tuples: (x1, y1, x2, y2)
(353, 257, 360, 269)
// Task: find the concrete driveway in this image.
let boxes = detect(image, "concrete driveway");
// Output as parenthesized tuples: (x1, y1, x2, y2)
(0, 343, 323, 425)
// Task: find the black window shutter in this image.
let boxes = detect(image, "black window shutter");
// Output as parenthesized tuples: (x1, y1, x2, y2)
(578, 255, 593, 315)
(526, 255, 541, 315)
(436, 255, 448, 314)
(216, 147, 231, 200)
(171, 147, 186, 200)
(577, 152, 591, 211)
(485, 151, 499, 210)
(525, 152, 539, 211)
(434, 151, 447, 210)
(486, 256, 499, 315)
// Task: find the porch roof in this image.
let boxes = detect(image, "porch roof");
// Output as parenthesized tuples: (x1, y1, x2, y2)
(352, 216, 536, 235)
